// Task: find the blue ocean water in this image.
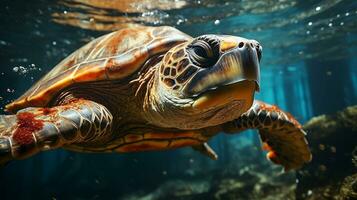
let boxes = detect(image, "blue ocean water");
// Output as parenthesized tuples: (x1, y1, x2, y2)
(0, 0, 356, 199)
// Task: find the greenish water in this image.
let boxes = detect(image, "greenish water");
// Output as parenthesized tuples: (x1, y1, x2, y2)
(0, 0, 356, 199)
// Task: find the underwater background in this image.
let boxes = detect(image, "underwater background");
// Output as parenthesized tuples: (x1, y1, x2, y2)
(0, 0, 356, 199)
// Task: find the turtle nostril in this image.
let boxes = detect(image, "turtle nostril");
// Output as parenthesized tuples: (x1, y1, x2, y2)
(238, 42, 244, 48)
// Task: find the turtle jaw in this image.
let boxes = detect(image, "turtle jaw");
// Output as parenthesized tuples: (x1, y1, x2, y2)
(191, 80, 256, 112)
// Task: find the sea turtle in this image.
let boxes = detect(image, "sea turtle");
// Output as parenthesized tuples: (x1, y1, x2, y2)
(0, 26, 311, 171)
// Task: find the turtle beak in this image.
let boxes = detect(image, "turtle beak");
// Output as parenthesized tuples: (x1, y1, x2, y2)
(184, 36, 261, 96)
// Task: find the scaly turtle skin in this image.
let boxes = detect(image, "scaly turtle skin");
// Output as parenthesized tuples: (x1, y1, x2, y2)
(0, 26, 311, 171)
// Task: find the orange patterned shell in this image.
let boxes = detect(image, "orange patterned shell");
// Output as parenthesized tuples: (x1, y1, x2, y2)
(6, 26, 191, 112)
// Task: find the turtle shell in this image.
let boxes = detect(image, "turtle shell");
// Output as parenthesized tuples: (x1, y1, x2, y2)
(6, 26, 191, 112)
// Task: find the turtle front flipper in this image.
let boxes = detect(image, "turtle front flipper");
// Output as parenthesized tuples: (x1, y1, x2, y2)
(223, 100, 312, 171)
(0, 99, 112, 164)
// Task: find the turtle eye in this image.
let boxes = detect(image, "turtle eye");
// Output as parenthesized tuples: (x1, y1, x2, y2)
(188, 36, 220, 68)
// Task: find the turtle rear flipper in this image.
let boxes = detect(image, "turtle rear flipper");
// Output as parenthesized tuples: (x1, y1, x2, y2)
(192, 143, 218, 160)
(0, 99, 113, 164)
(223, 100, 312, 171)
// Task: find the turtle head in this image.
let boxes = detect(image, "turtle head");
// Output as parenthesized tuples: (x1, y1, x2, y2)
(151, 34, 262, 129)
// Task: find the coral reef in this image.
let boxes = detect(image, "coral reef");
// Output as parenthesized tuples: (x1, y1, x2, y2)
(297, 105, 357, 199)
(339, 173, 357, 200)
(122, 168, 296, 200)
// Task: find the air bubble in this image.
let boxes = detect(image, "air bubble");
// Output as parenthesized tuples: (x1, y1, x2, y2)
(214, 19, 220, 25)
(6, 88, 15, 93)
(12, 66, 28, 75)
(12, 64, 41, 76)
(176, 19, 184, 25)
(315, 6, 321, 11)
(307, 190, 313, 196)
(0, 40, 7, 45)
(308, 22, 312, 26)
